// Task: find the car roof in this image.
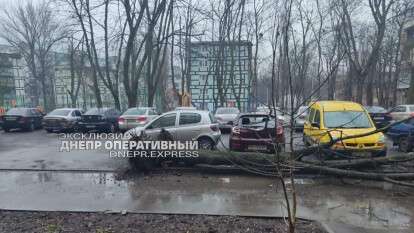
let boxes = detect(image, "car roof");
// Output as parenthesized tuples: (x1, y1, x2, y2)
(312, 101, 364, 112)
(164, 110, 209, 114)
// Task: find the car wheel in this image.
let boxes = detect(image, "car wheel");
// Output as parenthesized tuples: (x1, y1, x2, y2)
(399, 137, 412, 153)
(198, 137, 214, 150)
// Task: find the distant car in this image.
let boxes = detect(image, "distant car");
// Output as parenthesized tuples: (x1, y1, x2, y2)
(229, 113, 285, 153)
(42, 108, 83, 133)
(214, 107, 240, 132)
(387, 117, 414, 152)
(388, 105, 414, 121)
(256, 106, 287, 123)
(294, 106, 309, 131)
(1, 108, 43, 132)
(79, 107, 121, 133)
(364, 106, 392, 129)
(118, 107, 159, 132)
(126, 110, 221, 149)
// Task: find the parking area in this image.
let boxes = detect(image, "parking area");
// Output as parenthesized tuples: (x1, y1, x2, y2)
(0, 128, 399, 171)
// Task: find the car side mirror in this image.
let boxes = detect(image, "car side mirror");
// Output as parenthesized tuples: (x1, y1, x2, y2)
(311, 122, 320, 128)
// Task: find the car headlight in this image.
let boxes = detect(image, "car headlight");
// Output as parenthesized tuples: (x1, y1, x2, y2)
(378, 134, 385, 143)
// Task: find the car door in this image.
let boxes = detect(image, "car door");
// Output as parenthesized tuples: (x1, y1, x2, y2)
(144, 113, 177, 140)
(177, 112, 203, 141)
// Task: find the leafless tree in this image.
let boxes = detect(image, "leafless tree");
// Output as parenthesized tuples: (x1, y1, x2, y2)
(0, 1, 67, 111)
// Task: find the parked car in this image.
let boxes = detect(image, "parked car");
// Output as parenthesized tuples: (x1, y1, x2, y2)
(79, 107, 121, 133)
(125, 110, 221, 149)
(256, 106, 287, 123)
(386, 117, 414, 152)
(294, 106, 309, 131)
(303, 101, 386, 158)
(214, 107, 240, 132)
(388, 105, 414, 121)
(364, 106, 392, 129)
(229, 113, 285, 153)
(1, 108, 43, 132)
(42, 108, 83, 133)
(118, 107, 159, 132)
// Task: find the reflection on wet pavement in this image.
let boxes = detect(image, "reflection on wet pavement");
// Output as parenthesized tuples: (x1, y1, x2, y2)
(0, 171, 413, 232)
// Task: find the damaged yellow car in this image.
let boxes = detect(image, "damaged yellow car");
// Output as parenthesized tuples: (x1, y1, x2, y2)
(303, 101, 386, 158)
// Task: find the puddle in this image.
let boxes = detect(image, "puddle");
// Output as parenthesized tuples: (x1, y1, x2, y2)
(0, 171, 412, 232)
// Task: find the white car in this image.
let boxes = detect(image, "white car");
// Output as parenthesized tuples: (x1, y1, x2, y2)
(214, 107, 240, 131)
(126, 110, 221, 149)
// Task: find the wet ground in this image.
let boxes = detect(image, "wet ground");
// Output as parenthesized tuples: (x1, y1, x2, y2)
(0, 129, 412, 233)
(0, 170, 413, 233)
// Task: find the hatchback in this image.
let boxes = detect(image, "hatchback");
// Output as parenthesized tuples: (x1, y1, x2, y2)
(126, 110, 221, 149)
(229, 113, 285, 153)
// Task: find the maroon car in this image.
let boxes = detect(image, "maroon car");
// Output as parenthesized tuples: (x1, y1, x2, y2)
(229, 113, 285, 153)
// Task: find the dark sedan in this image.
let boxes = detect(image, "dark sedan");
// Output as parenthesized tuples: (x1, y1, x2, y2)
(42, 108, 83, 133)
(79, 108, 121, 133)
(364, 106, 392, 129)
(1, 108, 43, 132)
(387, 117, 414, 152)
(229, 113, 285, 153)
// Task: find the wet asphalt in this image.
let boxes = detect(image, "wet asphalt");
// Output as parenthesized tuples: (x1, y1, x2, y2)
(0, 129, 412, 233)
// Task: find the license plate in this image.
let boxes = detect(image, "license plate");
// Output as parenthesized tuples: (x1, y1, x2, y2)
(373, 117, 384, 120)
(5, 117, 17, 121)
(86, 125, 96, 128)
(248, 145, 267, 150)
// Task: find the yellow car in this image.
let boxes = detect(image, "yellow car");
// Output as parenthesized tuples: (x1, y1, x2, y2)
(303, 101, 386, 157)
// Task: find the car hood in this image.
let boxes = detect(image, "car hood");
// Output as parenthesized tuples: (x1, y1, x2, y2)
(323, 128, 383, 144)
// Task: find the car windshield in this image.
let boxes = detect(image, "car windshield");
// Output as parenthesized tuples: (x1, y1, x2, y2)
(123, 108, 147, 115)
(365, 106, 386, 113)
(216, 108, 239, 114)
(85, 108, 107, 115)
(48, 109, 71, 116)
(6, 108, 28, 115)
(324, 111, 372, 128)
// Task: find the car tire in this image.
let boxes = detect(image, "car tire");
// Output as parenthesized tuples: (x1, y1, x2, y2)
(398, 137, 412, 153)
(198, 137, 214, 150)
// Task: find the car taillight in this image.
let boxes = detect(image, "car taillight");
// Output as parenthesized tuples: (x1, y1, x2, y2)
(232, 126, 240, 135)
(118, 117, 125, 124)
(136, 116, 147, 123)
(210, 124, 219, 132)
(410, 112, 414, 117)
(276, 125, 283, 135)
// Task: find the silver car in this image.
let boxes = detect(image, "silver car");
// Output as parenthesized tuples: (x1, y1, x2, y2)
(42, 108, 83, 132)
(118, 107, 159, 132)
(126, 110, 221, 149)
(214, 107, 240, 131)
